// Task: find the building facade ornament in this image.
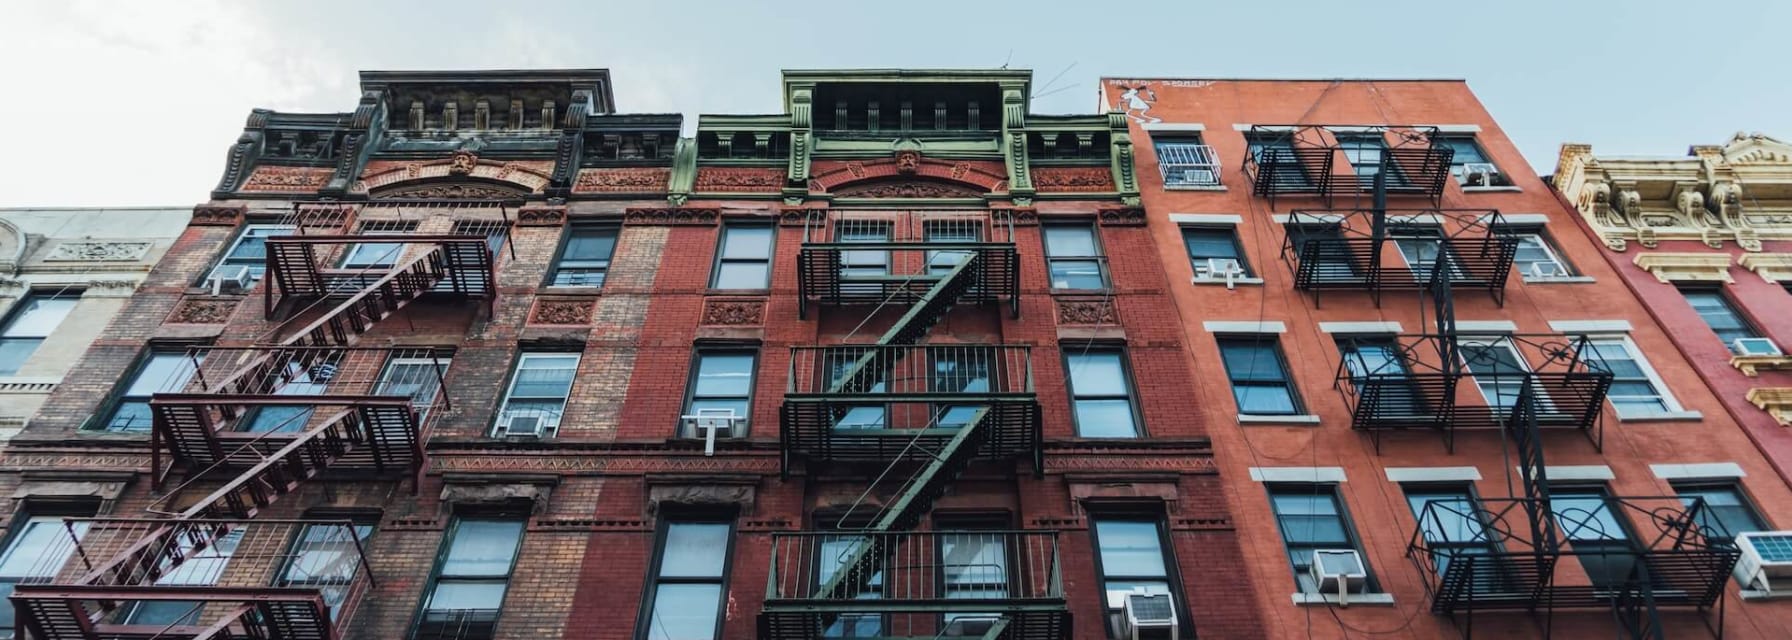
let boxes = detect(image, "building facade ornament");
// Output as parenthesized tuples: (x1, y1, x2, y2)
(529, 299, 596, 325)
(1632, 252, 1733, 283)
(701, 298, 766, 326)
(167, 297, 240, 324)
(44, 242, 152, 262)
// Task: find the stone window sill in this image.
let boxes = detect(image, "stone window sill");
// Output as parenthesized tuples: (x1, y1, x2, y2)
(1292, 592, 1396, 606)
(1617, 410, 1703, 423)
(1239, 414, 1321, 426)
(1164, 184, 1228, 192)
(1193, 276, 1264, 287)
(1461, 186, 1522, 193)
(1523, 276, 1596, 284)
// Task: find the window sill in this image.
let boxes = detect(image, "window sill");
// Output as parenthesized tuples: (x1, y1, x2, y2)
(1050, 288, 1114, 295)
(1193, 276, 1264, 287)
(539, 285, 606, 295)
(1522, 275, 1596, 284)
(704, 288, 770, 296)
(1617, 410, 1703, 423)
(1292, 592, 1396, 606)
(1164, 184, 1227, 192)
(1742, 588, 1791, 601)
(1461, 186, 1522, 193)
(1239, 414, 1321, 426)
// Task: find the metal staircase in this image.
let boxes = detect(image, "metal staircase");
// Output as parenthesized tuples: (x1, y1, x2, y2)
(12, 208, 495, 640)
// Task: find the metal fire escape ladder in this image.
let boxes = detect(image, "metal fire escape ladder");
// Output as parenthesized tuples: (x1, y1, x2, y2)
(826, 255, 982, 396)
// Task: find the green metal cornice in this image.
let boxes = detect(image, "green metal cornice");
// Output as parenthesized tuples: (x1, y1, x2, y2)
(785, 87, 813, 204)
(1000, 88, 1034, 204)
(780, 68, 1033, 112)
(667, 137, 697, 205)
(1108, 112, 1141, 206)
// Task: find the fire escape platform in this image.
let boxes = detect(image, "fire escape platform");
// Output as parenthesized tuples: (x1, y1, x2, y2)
(1242, 125, 1455, 207)
(1280, 209, 1517, 305)
(797, 243, 1019, 307)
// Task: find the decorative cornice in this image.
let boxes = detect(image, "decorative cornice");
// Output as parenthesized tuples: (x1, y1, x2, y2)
(692, 167, 785, 193)
(190, 205, 246, 227)
(1734, 353, 1792, 377)
(1738, 253, 1792, 282)
(700, 298, 765, 326)
(44, 242, 151, 263)
(239, 166, 332, 193)
(1096, 207, 1147, 227)
(516, 205, 568, 227)
(528, 298, 596, 325)
(572, 167, 671, 194)
(1746, 387, 1792, 426)
(1031, 166, 1116, 192)
(623, 207, 720, 226)
(1632, 252, 1733, 283)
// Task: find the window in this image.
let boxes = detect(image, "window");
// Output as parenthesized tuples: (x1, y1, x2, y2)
(933, 348, 992, 429)
(0, 293, 78, 375)
(682, 350, 756, 437)
(1439, 135, 1493, 181)
(1403, 485, 1494, 578)
(814, 515, 883, 638)
(1267, 485, 1372, 594)
(279, 519, 375, 619)
(938, 520, 1011, 634)
(1091, 517, 1180, 639)
(493, 352, 579, 437)
(1681, 289, 1761, 353)
(1065, 350, 1139, 437)
(122, 528, 245, 626)
(710, 225, 773, 289)
(826, 351, 887, 431)
(453, 220, 510, 255)
(1154, 135, 1221, 187)
(639, 518, 732, 640)
(240, 350, 343, 433)
(1217, 337, 1302, 415)
(375, 354, 451, 425)
(100, 349, 201, 432)
(1182, 227, 1251, 278)
(1548, 486, 1633, 589)
(1043, 224, 1107, 290)
(1336, 133, 1404, 186)
(1390, 227, 1462, 281)
(0, 510, 92, 635)
(551, 226, 618, 287)
(1578, 336, 1682, 418)
(342, 220, 417, 269)
(1246, 133, 1304, 187)
(1671, 483, 1767, 544)
(1338, 336, 1424, 417)
(416, 518, 524, 640)
(211, 224, 294, 285)
(838, 221, 891, 277)
(1287, 224, 1356, 278)
(1458, 338, 1537, 410)
(1507, 228, 1572, 278)
(924, 220, 981, 275)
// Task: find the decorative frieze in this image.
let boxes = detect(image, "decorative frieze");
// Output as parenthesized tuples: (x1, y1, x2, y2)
(1746, 387, 1792, 426)
(1738, 253, 1792, 282)
(516, 205, 568, 227)
(692, 167, 785, 192)
(190, 205, 246, 226)
(572, 168, 671, 193)
(239, 166, 333, 193)
(529, 298, 596, 325)
(1632, 253, 1733, 283)
(44, 242, 151, 262)
(701, 298, 765, 326)
(1096, 207, 1147, 226)
(1055, 297, 1118, 325)
(1031, 166, 1116, 192)
(623, 208, 720, 226)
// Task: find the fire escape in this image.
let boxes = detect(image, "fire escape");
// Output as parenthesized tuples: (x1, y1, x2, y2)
(10, 202, 499, 640)
(761, 211, 1066, 640)
(1262, 136, 1737, 638)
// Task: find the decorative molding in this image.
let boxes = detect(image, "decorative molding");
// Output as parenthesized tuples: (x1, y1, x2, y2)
(0, 453, 148, 471)
(190, 205, 246, 227)
(1738, 253, 1792, 282)
(1733, 353, 1792, 377)
(44, 242, 151, 262)
(1055, 297, 1118, 325)
(701, 298, 765, 326)
(1632, 253, 1733, 283)
(692, 167, 785, 193)
(516, 206, 568, 227)
(1030, 167, 1116, 192)
(809, 158, 1008, 195)
(572, 167, 671, 194)
(529, 298, 596, 325)
(1042, 453, 1215, 474)
(356, 158, 552, 194)
(623, 207, 720, 226)
(167, 297, 240, 324)
(831, 180, 984, 199)
(372, 182, 528, 200)
(1096, 207, 1146, 227)
(1748, 388, 1792, 426)
(428, 451, 780, 475)
(0, 378, 58, 394)
(990, 208, 1038, 227)
(239, 166, 332, 193)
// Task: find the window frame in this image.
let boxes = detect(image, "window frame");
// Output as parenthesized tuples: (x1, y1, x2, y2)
(680, 347, 759, 438)
(1062, 347, 1144, 438)
(209, 223, 296, 286)
(1180, 225, 1252, 278)
(709, 224, 775, 290)
(1152, 134, 1221, 188)
(276, 512, 378, 620)
(1041, 222, 1110, 291)
(548, 224, 620, 288)
(411, 514, 526, 640)
(1546, 484, 1639, 590)
(1086, 508, 1192, 639)
(339, 220, 418, 270)
(1265, 483, 1379, 595)
(1502, 225, 1573, 279)
(0, 500, 98, 637)
(1400, 483, 1499, 579)
(1679, 287, 1763, 353)
(0, 291, 80, 376)
(1215, 335, 1305, 416)
(491, 351, 581, 438)
(94, 346, 204, 433)
(635, 510, 736, 640)
(1669, 481, 1769, 544)
(1439, 134, 1495, 181)
(1576, 334, 1686, 419)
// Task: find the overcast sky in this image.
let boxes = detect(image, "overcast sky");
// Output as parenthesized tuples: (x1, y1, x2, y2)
(3, 0, 1787, 207)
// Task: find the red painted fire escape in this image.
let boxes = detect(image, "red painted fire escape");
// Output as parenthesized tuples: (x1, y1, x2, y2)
(10, 210, 497, 640)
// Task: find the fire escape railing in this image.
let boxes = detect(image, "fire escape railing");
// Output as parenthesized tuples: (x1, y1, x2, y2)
(1280, 208, 1518, 308)
(795, 211, 1019, 319)
(1241, 125, 1454, 208)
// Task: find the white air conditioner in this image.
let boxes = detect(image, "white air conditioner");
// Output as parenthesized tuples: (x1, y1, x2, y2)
(680, 409, 743, 456)
(1735, 338, 1784, 357)
(1193, 257, 1245, 289)
(1735, 531, 1792, 593)
(495, 414, 552, 438)
(1310, 549, 1368, 605)
(1179, 168, 1217, 186)
(1119, 591, 1178, 640)
(1528, 261, 1568, 280)
(1462, 162, 1502, 187)
(207, 265, 255, 295)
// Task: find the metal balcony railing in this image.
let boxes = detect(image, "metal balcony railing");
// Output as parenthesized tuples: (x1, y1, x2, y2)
(796, 211, 1018, 317)
(1335, 333, 1612, 452)
(1242, 125, 1454, 207)
(1280, 209, 1518, 306)
(10, 518, 373, 640)
(760, 530, 1069, 640)
(1155, 142, 1222, 187)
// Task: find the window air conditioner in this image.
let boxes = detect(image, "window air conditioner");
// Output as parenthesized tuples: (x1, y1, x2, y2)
(1735, 531, 1792, 593)
(1734, 338, 1784, 357)
(681, 409, 742, 456)
(1179, 168, 1217, 186)
(496, 414, 549, 438)
(1461, 163, 1502, 187)
(1193, 257, 1245, 289)
(207, 265, 255, 295)
(1120, 591, 1178, 640)
(1528, 261, 1568, 280)
(1310, 549, 1368, 606)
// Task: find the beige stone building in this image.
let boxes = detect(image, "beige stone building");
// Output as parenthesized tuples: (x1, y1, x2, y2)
(0, 207, 189, 439)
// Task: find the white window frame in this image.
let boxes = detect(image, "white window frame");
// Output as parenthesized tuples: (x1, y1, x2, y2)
(1512, 231, 1571, 280)
(492, 352, 580, 437)
(1457, 337, 1551, 411)
(211, 224, 296, 283)
(1580, 334, 1688, 419)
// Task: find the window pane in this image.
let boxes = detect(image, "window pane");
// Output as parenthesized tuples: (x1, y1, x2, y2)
(0, 339, 41, 375)
(1067, 352, 1127, 396)
(645, 583, 721, 640)
(1271, 493, 1350, 545)
(1405, 491, 1484, 543)
(1048, 259, 1105, 289)
(1235, 384, 1297, 414)
(693, 354, 754, 398)
(511, 355, 577, 398)
(0, 518, 87, 578)
(564, 229, 618, 261)
(1219, 342, 1288, 383)
(713, 262, 768, 289)
(658, 523, 730, 578)
(1549, 492, 1627, 542)
(1075, 399, 1139, 437)
(3, 296, 77, 338)
(428, 580, 509, 611)
(107, 401, 152, 431)
(1044, 226, 1097, 257)
(126, 353, 199, 396)
(1094, 520, 1168, 578)
(720, 227, 772, 259)
(1183, 229, 1239, 261)
(441, 520, 523, 576)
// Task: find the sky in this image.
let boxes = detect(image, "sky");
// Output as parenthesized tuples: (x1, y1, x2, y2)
(2, 0, 1788, 207)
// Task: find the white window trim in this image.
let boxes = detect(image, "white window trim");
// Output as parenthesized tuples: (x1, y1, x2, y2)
(1650, 462, 1746, 480)
(1384, 467, 1482, 482)
(1319, 321, 1404, 334)
(1454, 320, 1518, 333)
(1532, 465, 1614, 481)
(1580, 333, 1697, 421)
(1204, 321, 1285, 334)
(492, 352, 580, 437)
(1250, 467, 1346, 483)
(1143, 122, 1206, 132)
(1510, 231, 1575, 282)
(1549, 320, 1633, 334)
(1169, 213, 1242, 226)
(1293, 592, 1396, 606)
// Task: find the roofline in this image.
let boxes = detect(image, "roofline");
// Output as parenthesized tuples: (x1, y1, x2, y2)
(358, 69, 618, 113)
(1100, 76, 1467, 83)
(783, 68, 1033, 80)
(0, 206, 194, 212)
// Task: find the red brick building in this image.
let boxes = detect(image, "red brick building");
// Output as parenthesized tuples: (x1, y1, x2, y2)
(1108, 78, 1792, 638)
(0, 68, 1267, 640)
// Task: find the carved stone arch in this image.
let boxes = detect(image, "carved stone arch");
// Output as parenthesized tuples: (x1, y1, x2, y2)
(369, 177, 531, 200)
(355, 157, 554, 196)
(0, 218, 26, 274)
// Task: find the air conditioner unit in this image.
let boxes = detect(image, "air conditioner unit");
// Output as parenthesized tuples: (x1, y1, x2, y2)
(1462, 163, 1502, 187)
(207, 265, 255, 295)
(1735, 338, 1784, 357)
(940, 614, 1002, 637)
(1735, 531, 1792, 592)
(1311, 549, 1368, 605)
(1179, 168, 1217, 186)
(680, 409, 743, 456)
(495, 414, 551, 438)
(1119, 592, 1178, 640)
(1193, 257, 1245, 289)
(1528, 261, 1568, 280)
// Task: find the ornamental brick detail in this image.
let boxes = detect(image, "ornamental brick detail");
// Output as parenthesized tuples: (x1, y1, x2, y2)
(1031, 167, 1116, 192)
(810, 157, 1008, 194)
(832, 180, 983, 199)
(167, 297, 240, 324)
(45, 242, 151, 262)
(190, 205, 245, 226)
(517, 206, 568, 227)
(1055, 297, 1118, 325)
(1096, 207, 1147, 226)
(701, 298, 765, 326)
(991, 208, 1039, 227)
(623, 208, 720, 226)
(239, 166, 333, 193)
(693, 167, 786, 192)
(572, 168, 671, 193)
(529, 298, 596, 325)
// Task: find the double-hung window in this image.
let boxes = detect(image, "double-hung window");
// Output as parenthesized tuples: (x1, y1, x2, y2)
(122, 528, 245, 626)
(933, 348, 993, 430)
(1090, 516, 1180, 638)
(814, 517, 883, 638)
(939, 522, 1010, 634)
(1287, 224, 1355, 279)
(1247, 133, 1309, 188)
(212, 224, 294, 285)
(1065, 350, 1140, 437)
(1548, 486, 1634, 589)
(1506, 227, 1572, 279)
(1267, 484, 1373, 594)
(1336, 133, 1402, 186)
(240, 351, 343, 433)
(682, 350, 756, 437)
(837, 221, 891, 277)
(1182, 227, 1251, 278)
(1680, 289, 1762, 353)
(342, 220, 417, 269)
(375, 353, 451, 426)
(0, 293, 78, 375)
(100, 349, 201, 432)
(1578, 335, 1682, 419)
(711, 225, 773, 289)
(279, 519, 375, 619)
(417, 518, 524, 640)
(1403, 485, 1494, 579)
(1043, 224, 1107, 290)
(551, 226, 618, 287)
(1458, 338, 1536, 411)
(0, 510, 92, 635)
(639, 518, 732, 640)
(924, 219, 980, 275)
(1338, 336, 1424, 417)
(493, 352, 579, 437)
(1217, 337, 1302, 416)
(1440, 135, 1495, 182)
(1671, 482, 1767, 545)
